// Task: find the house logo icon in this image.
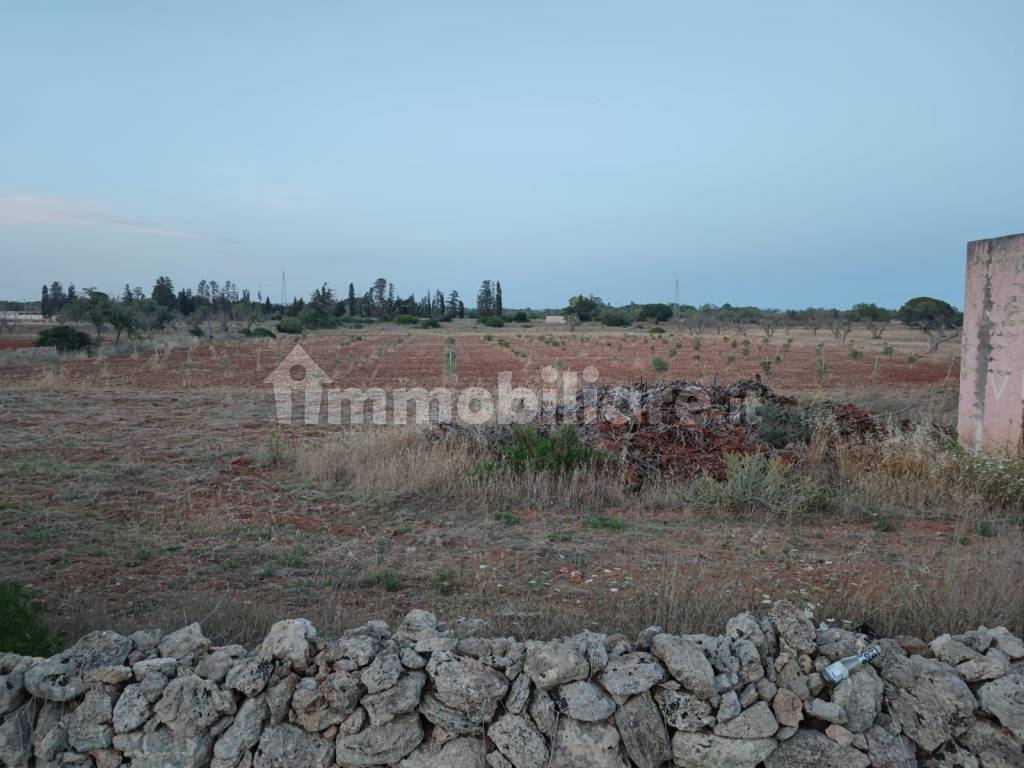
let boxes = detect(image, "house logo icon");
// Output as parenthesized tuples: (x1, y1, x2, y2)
(264, 344, 332, 425)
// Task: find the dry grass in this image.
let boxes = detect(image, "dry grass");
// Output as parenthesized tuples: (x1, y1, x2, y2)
(292, 427, 678, 512)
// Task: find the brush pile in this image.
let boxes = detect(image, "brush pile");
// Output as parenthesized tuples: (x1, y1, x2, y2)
(434, 378, 878, 486)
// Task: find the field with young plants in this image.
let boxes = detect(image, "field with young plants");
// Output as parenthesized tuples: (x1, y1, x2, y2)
(2, 320, 1021, 649)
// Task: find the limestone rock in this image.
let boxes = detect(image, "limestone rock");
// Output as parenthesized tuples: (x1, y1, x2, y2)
(400, 736, 487, 768)
(726, 613, 767, 649)
(196, 646, 246, 683)
(0, 672, 26, 717)
(123, 725, 214, 768)
(153, 674, 236, 736)
(671, 732, 776, 768)
(978, 673, 1024, 741)
(420, 693, 481, 735)
(487, 714, 548, 768)
(504, 674, 531, 716)
(113, 683, 152, 733)
(253, 724, 332, 768)
(769, 601, 816, 654)
(158, 624, 211, 661)
(922, 743, 981, 767)
(600, 652, 665, 700)
(931, 634, 981, 666)
(650, 635, 714, 700)
(290, 677, 344, 732)
(716, 690, 741, 723)
(765, 728, 870, 768)
(225, 657, 274, 697)
(426, 651, 509, 723)
(653, 687, 714, 731)
(361, 649, 404, 695)
(959, 717, 1024, 768)
(523, 641, 589, 690)
(528, 688, 556, 738)
(885, 656, 979, 751)
(826, 723, 855, 747)
(212, 695, 267, 768)
(712, 700, 778, 739)
(957, 649, 1011, 683)
(772, 688, 804, 728)
(549, 718, 628, 768)
(361, 670, 426, 726)
(67, 687, 114, 752)
(261, 619, 316, 670)
(556, 681, 616, 722)
(25, 631, 132, 702)
(394, 610, 439, 644)
(614, 692, 671, 768)
(831, 665, 883, 733)
(864, 722, 918, 768)
(265, 674, 298, 726)
(335, 712, 424, 767)
(805, 697, 847, 725)
(0, 703, 35, 768)
(989, 628, 1024, 661)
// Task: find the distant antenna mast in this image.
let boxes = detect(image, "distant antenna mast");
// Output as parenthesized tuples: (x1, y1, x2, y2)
(280, 271, 286, 306)
(674, 276, 680, 315)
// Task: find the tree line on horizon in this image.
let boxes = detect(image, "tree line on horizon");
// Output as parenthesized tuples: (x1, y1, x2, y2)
(10, 275, 963, 355)
(28, 276, 507, 342)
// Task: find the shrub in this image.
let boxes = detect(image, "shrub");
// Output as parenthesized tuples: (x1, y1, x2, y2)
(480, 315, 505, 328)
(498, 425, 604, 476)
(189, 325, 205, 337)
(651, 356, 669, 373)
(0, 582, 61, 655)
(393, 314, 418, 325)
(648, 327, 666, 335)
(513, 311, 529, 323)
(419, 318, 441, 329)
(34, 325, 93, 352)
(689, 453, 834, 519)
(276, 317, 303, 334)
(600, 309, 630, 327)
(243, 326, 276, 338)
(754, 401, 815, 449)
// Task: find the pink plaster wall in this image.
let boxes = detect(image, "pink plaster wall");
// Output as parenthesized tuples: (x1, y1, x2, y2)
(958, 233, 1024, 454)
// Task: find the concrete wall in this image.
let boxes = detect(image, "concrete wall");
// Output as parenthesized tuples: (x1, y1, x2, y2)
(959, 233, 1024, 454)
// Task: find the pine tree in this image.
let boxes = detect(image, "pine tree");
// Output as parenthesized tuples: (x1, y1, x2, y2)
(495, 281, 503, 317)
(348, 283, 357, 315)
(41, 285, 50, 317)
(458, 300, 465, 318)
(476, 280, 494, 316)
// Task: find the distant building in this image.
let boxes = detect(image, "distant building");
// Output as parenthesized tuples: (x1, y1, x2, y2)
(544, 315, 566, 325)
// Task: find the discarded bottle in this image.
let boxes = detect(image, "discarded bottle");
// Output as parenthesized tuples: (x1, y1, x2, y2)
(822, 644, 882, 684)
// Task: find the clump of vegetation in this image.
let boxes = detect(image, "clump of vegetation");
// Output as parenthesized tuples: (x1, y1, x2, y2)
(648, 326, 666, 335)
(276, 317, 303, 334)
(419, 318, 440, 328)
(753, 400, 816, 448)
(0, 582, 62, 655)
(651, 356, 669, 373)
(480, 315, 505, 328)
(513, 311, 530, 322)
(35, 325, 93, 352)
(392, 314, 418, 325)
(600, 309, 631, 327)
(242, 326, 275, 338)
(689, 453, 834, 519)
(496, 425, 604, 476)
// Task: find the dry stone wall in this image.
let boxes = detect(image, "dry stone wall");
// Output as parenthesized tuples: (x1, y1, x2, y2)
(2, 602, 1023, 767)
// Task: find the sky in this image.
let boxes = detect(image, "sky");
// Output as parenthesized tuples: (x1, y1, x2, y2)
(1, 1, 1022, 310)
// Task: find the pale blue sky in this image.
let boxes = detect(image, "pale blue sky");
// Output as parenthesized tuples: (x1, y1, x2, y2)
(2, 1, 1022, 308)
